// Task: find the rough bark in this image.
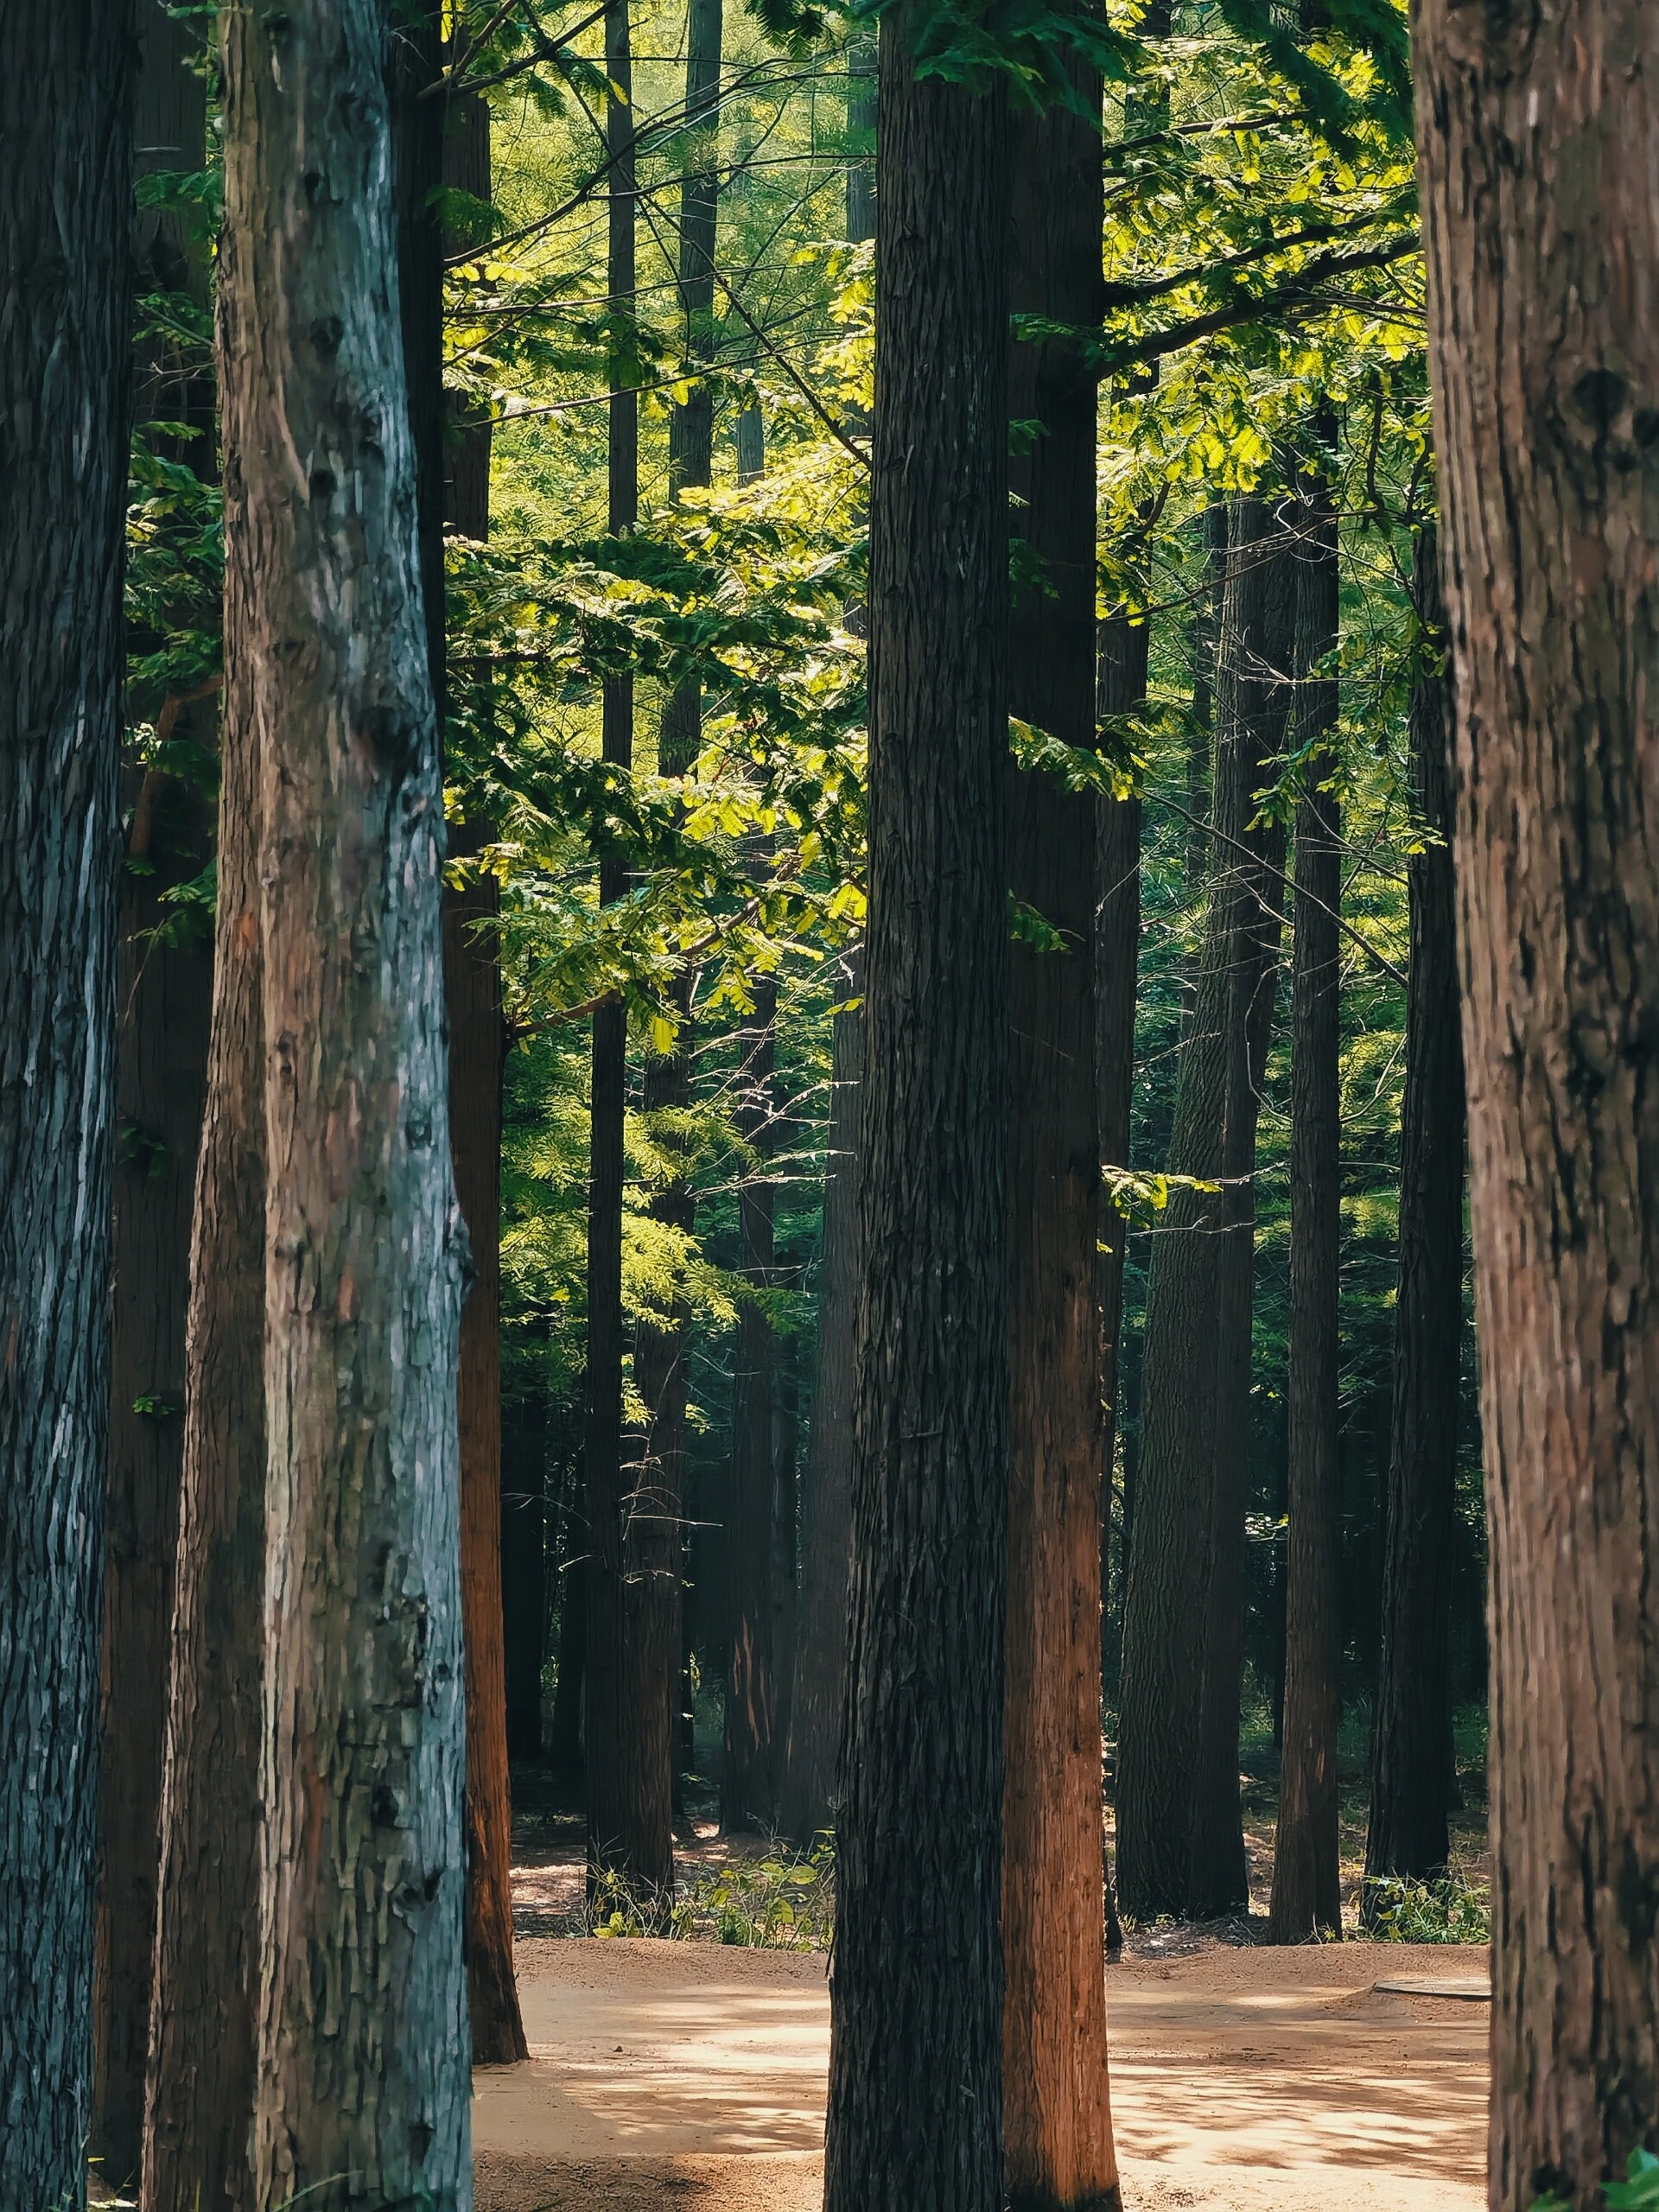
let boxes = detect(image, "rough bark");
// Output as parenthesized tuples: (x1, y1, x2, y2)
(391, 28, 524, 2063)
(583, 0, 675, 1909)
(1001, 38, 1119, 2211)
(1414, 8, 1659, 2200)
(94, 9, 212, 2183)
(0, 12, 130, 2203)
(1116, 497, 1294, 1920)
(1364, 524, 1465, 1904)
(143, 534, 267, 2212)
(1268, 448, 1343, 1944)
(722, 982, 779, 1832)
(636, 0, 722, 1830)
(779, 957, 863, 1841)
(218, 6, 472, 2202)
(820, 17, 1010, 2208)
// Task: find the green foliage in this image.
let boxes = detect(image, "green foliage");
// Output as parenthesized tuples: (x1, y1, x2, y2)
(580, 1840, 835, 1948)
(1534, 2151, 1659, 2212)
(1363, 1874, 1490, 1947)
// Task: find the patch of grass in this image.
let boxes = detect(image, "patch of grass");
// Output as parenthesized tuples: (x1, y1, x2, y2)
(578, 1837, 836, 1950)
(1363, 1871, 1490, 1944)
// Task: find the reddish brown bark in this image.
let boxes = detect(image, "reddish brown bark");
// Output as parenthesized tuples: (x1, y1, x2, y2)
(1001, 27, 1119, 2209)
(1413, 4, 1659, 2199)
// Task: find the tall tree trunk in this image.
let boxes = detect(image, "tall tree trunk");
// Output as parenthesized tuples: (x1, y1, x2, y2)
(777, 41, 876, 1846)
(1364, 524, 1465, 1906)
(583, 0, 674, 1907)
(779, 954, 864, 1840)
(391, 28, 525, 2062)
(95, 8, 212, 2183)
(218, 6, 471, 2202)
(143, 601, 267, 2212)
(502, 1336, 549, 1763)
(0, 13, 130, 2203)
(1116, 497, 1294, 1920)
(1268, 441, 1343, 1944)
(1414, 10, 1659, 2202)
(549, 1537, 588, 1778)
(1185, 499, 1292, 1919)
(722, 982, 779, 1829)
(637, 0, 722, 1830)
(1001, 32, 1119, 2212)
(821, 16, 1009, 2207)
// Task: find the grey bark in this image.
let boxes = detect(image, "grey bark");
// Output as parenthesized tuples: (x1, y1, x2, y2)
(216, 5, 471, 2203)
(0, 9, 131, 2204)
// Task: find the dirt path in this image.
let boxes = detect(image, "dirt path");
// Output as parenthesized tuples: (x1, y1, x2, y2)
(474, 1936, 1489, 2211)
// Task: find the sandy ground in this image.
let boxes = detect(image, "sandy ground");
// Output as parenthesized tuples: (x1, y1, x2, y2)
(473, 1936, 1490, 2212)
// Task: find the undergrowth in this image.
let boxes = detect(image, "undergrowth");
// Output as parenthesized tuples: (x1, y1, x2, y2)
(1363, 1871, 1490, 1944)
(583, 1835, 835, 1949)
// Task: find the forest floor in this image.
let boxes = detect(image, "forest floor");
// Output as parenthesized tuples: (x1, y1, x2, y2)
(485, 1745, 1491, 2211)
(473, 1933, 1489, 2212)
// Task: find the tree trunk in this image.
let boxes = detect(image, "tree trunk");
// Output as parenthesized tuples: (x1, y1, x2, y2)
(1116, 497, 1294, 1921)
(0, 14, 130, 2204)
(1096, 616, 1144, 1671)
(143, 598, 267, 2212)
(1185, 500, 1292, 1920)
(1414, 10, 1659, 2201)
(218, 7, 471, 2202)
(820, 16, 1010, 2208)
(1268, 444, 1343, 1944)
(1001, 37, 1119, 2212)
(391, 30, 525, 2062)
(549, 1541, 588, 1778)
(722, 982, 779, 1830)
(583, 0, 675, 1909)
(636, 0, 722, 1834)
(502, 1342, 549, 1763)
(779, 957, 863, 1841)
(777, 41, 876, 1848)
(1364, 524, 1465, 1906)
(94, 9, 212, 2183)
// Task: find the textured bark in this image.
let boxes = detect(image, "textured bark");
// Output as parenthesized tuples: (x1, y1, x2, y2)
(391, 26, 524, 2063)
(143, 550, 266, 2212)
(820, 19, 1009, 2208)
(1116, 498, 1294, 1920)
(0, 12, 130, 2202)
(218, 6, 471, 2203)
(94, 10, 212, 2183)
(1414, 7, 1659, 2201)
(1268, 451, 1343, 1944)
(1364, 524, 1465, 1904)
(636, 0, 721, 1830)
(722, 983, 779, 1832)
(1001, 42, 1119, 2212)
(583, 0, 675, 1908)
(779, 958, 863, 1841)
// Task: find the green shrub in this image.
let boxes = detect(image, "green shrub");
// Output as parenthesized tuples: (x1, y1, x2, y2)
(1363, 1871, 1490, 1944)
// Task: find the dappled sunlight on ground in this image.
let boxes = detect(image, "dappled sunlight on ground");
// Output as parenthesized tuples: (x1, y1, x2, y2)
(474, 1936, 1487, 2212)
